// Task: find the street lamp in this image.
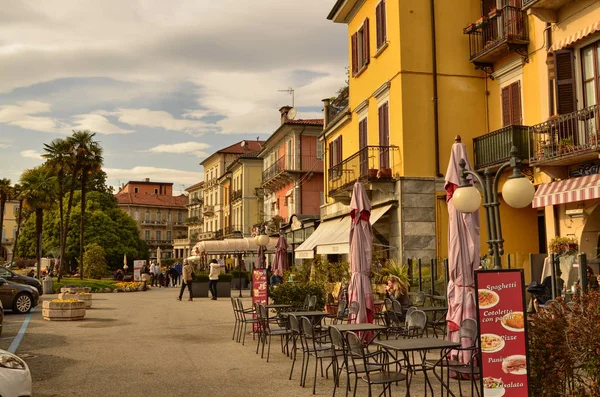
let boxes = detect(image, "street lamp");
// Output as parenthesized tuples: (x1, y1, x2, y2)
(254, 225, 270, 269)
(452, 146, 535, 270)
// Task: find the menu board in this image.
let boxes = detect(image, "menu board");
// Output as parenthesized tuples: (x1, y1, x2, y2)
(133, 260, 146, 282)
(252, 269, 268, 332)
(475, 269, 530, 397)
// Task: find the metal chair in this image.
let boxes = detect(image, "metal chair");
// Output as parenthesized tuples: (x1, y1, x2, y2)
(302, 294, 311, 310)
(412, 291, 426, 307)
(308, 295, 318, 311)
(347, 301, 360, 323)
(257, 304, 292, 362)
(231, 298, 240, 341)
(288, 314, 304, 382)
(236, 299, 258, 345)
(333, 300, 348, 325)
(300, 316, 335, 394)
(346, 331, 407, 397)
(443, 318, 481, 397)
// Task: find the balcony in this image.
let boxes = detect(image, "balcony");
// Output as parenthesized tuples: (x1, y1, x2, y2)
(530, 105, 600, 167)
(203, 205, 215, 217)
(224, 225, 244, 236)
(187, 197, 203, 207)
(328, 146, 400, 197)
(172, 221, 188, 228)
(141, 220, 167, 226)
(464, 5, 529, 70)
(326, 86, 349, 128)
(523, 0, 576, 22)
(144, 239, 174, 246)
(232, 190, 243, 202)
(262, 155, 324, 189)
(473, 125, 531, 171)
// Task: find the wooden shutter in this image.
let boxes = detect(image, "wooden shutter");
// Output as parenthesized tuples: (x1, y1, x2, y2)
(376, 2, 383, 48)
(379, 103, 390, 168)
(380, 0, 386, 47)
(554, 49, 577, 114)
(511, 81, 522, 125)
(359, 119, 368, 149)
(363, 18, 370, 66)
(351, 33, 358, 76)
(328, 141, 334, 168)
(337, 136, 343, 164)
(502, 86, 511, 127)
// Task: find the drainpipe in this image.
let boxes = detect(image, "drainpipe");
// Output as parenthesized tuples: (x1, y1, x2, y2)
(430, 0, 442, 177)
(546, 23, 554, 117)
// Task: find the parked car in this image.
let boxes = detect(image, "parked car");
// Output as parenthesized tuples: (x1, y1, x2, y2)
(0, 348, 32, 397)
(0, 267, 43, 295)
(0, 278, 39, 314)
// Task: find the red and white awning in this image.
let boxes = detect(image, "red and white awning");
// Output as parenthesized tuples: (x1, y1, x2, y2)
(532, 174, 600, 208)
(549, 22, 600, 53)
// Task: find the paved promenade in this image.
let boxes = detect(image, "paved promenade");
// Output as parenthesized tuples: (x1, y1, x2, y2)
(3, 287, 465, 397)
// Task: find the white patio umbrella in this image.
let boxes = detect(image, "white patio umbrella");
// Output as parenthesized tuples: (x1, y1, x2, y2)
(156, 247, 162, 266)
(123, 254, 128, 271)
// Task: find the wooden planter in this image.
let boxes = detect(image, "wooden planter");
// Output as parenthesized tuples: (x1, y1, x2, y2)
(42, 300, 86, 321)
(60, 287, 91, 294)
(191, 282, 209, 298)
(59, 292, 92, 308)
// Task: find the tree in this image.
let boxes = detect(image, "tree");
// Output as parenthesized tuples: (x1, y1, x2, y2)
(0, 178, 11, 253)
(69, 130, 103, 279)
(19, 167, 56, 278)
(42, 138, 73, 281)
(83, 243, 108, 279)
(10, 184, 25, 263)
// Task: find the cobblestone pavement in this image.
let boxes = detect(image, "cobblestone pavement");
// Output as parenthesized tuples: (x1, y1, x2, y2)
(9, 287, 471, 397)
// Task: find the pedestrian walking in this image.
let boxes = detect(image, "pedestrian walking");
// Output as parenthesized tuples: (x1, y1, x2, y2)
(178, 259, 194, 301)
(174, 261, 182, 286)
(169, 266, 178, 287)
(209, 259, 221, 300)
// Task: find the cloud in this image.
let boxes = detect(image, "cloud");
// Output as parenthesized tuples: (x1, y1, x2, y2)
(71, 113, 134, 135)
(145, 142, 210, 157)
(20, 149, 43, 159)
(107, 108, 216, 136)
(0, 143, 11, 148)
(0, 100, 66, 134)
(105, 166, 202, 192)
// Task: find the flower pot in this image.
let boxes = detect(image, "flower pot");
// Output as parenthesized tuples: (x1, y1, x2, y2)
(42, 300, 86, 321)
(464, 23, 476, 34)
(488, 8, 500, 19)
(368, 168, 379, 179)
(378, 168, 392, 179)
(59, 292, 92, 308)
(475, 17, 488, 27)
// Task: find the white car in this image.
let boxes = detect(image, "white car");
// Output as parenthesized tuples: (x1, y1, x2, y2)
(0, 349, 32, 397)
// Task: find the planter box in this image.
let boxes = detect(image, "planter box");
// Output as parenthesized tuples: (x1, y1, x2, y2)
(231, 279, 248, 289)
(191, 282, 208, 298)
(59, 292, 92, 308)
(217, 282, 231, 298)
(61, 287, 91, 294)
(42, 300, 86, 321)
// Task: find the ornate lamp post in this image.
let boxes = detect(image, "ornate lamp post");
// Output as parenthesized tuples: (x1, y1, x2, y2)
(254, 225, 270, 269)
(452, 146, 535, 270)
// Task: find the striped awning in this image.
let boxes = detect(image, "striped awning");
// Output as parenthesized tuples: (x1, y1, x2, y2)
(549, 22, 600, 53)
(532, 174, 600, 208)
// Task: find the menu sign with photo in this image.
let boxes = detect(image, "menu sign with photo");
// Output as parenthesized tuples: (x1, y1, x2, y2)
(252, 269, 268, 305)
(475, 269, 530, 397)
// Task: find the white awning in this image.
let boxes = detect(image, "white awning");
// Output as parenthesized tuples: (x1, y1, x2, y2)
(296, 204, 393, 258)
(193, 237, 278, 254)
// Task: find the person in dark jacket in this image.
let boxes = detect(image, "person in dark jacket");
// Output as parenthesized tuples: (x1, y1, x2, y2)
(169, 266, 179, 287)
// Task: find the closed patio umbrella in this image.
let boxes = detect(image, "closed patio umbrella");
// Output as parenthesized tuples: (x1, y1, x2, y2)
(445, 136, 480, 363)
(156, 246, 162, 266)
(272, 235, 289, 274)
(123, 254, 128, 271)
(347, 181, 375, 325)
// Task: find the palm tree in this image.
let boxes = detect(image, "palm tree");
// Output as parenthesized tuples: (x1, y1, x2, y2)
(43, 138, 75, 281)
(11, 184, 24, 264)
(0, 178, 11, 259)
(69, 131, 103, 279)
(19, 167, 56, 279)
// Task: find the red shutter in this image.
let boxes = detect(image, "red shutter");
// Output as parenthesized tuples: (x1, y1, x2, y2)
(351, 33, 358, 76)
(328, 142, 334, 168)
(376, 3, 382, 49)
(554, 49, 577, 115)
(511, 81, 522, 125)
(363, 18, 370, 66)
(502, 86, 511, 126)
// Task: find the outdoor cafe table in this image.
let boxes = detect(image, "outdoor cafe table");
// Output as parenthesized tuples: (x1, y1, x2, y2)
(327, 323, 387, 344)
(374, 337, 461, 397)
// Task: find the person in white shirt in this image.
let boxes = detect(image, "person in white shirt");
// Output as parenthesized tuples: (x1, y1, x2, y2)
(208, 259, 221, 300)
(150, 262, 159, 287)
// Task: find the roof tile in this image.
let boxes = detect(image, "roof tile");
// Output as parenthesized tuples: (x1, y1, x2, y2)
(115, 192, 188, 208)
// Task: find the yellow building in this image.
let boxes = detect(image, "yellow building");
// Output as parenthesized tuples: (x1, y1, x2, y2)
(1, 200, 20, 262)
(301, 0, 543, 267)
(173, 181, 205, 259)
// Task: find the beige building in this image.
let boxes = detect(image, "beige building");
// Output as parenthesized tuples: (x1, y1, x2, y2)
(1, 200, 20, 262)
(115, 179, 188, 260)
(173, 181, 205, 259)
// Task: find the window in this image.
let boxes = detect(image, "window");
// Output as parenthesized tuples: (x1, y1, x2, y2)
(166, 231, 171, 241)
(156, 211, 161, 222)
(13, 205, 19, 216)
(582, 43, 600, 107)
(359, 118, 368, 175)
(501, 81, 522, 126)
(328, 135, 343, 178)
(378, 102, 390, 168)
(134, 210, 139, 220)
(145, 230, 151, 240)
(316, 140, 323, 159)
(376, 0, 387, 49)
(554, 49, 577, 114)
(178, 212, 182, 222)
(154, 188, 159, 194)
(145, 211, 150, 222)
(156, 230, 161, 241)
(168, 212, 172, 223)
(351, 19, 370, 76)
(134, 187, 139, 193)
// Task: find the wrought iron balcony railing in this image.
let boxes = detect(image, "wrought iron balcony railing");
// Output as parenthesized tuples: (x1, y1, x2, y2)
(473, 125, 531, 170)
(530, 104, 600, 165)
(262, 155, 324, 184)
(231, 190, 243, 201)
(327, 86, 349, 123)
(328, 146, 400, 196)
(464, 4, 529, 66)
(203, 205, 215, 216)
(144, 239, 174, 246)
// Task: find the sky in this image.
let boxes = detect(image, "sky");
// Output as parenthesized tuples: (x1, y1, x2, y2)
(0, 0, 347, 194)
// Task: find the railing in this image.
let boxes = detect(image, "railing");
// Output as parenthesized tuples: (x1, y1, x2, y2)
(328, 86, 349, 123)
(232, 190, 243, 201)
(328, 146, 400, 195)
(473, 125, 531, 170)
(172, 221, 187, 227)
(203, 205, 215, 216)
(465, 4, 528, 62)
(141, 220, 167, 225)
(262, 155, 324, 183)
(224, 225, 244, 235)
(189, 197, 203, 205)
(530, 104, 600, 165)
(522, 0, 536, 7)
(144, 239, 174, 246)
(215, 229, 223, 239)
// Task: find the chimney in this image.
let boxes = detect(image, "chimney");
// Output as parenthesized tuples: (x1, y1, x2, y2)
(145, 178, 150, 182)
(279, 106, 292, 125)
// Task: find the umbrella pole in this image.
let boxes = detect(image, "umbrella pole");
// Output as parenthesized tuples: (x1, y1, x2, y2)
(238, 253, 243, 298)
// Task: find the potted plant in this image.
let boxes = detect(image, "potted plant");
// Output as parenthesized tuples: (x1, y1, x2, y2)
(368, 168, 379, 179)
(231, 270, 250, 289)
(589, 133, 598, 146)
(464, 23, 476, 34)
(377, 168, 392, 179)
(558, 137, 574, 154)
(488, 8, 500, 19)
(372, 260, 410, 296)
(475, 16, 488, 28)
(548, 236, 578, 255)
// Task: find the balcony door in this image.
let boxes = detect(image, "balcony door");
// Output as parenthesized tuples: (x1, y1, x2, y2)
(359, 118, 368, 177)
(378, 102, 390, 169)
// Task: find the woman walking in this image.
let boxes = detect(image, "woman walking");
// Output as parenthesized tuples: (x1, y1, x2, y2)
(178, 259, 194, 301)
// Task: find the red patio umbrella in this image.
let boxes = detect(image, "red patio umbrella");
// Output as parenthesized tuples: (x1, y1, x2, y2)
(347, 181, 375, 325)
(445, 136, 480, 363)
(272, 235, 289, 274)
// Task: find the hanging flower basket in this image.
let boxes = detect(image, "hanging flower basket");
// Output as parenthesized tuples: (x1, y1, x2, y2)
(464, 23, 476, 34)
(475, 16, 488, 28)
(488, 8, 500, 19)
